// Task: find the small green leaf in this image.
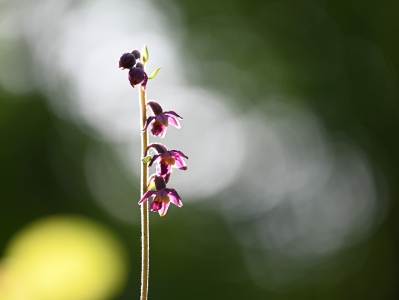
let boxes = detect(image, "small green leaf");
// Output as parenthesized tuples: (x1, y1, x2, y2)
(141, 44, 149, 63)
(147, 181, 156, 191)
(142, 155, 152, 163)
(148, 66, 162, 79)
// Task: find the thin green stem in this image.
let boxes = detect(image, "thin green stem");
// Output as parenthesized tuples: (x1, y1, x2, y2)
(139, 77, 149, 300)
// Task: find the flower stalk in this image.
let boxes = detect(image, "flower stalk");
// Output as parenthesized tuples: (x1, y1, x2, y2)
(119, 45, 188, 300)
(139, 76, 149, 300)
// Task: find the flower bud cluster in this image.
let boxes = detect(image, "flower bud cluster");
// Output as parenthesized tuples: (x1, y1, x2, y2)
(119, 50, 148, 88)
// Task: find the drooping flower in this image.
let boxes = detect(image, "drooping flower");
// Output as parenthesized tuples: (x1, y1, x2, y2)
(145, 143, 188, 183)
(139, 175, 182, 216)
(128, 63, 148, 88)
(143, 101, 182, 138)
(119, 52, 136, 69)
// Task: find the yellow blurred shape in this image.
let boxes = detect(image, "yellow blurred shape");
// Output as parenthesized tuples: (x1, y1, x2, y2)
(0, 215, 128, 300)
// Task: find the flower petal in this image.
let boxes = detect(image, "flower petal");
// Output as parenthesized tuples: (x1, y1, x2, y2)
(141, 72, 148, 90)
(164, 110, 183, 119)
(157, 189, 168, 199)
(147, 174, 157, 190)
(151, 121, 166, 137)
(147, 101, 163, 115)
(148, 154, 160, 167)
(146, 143, 168, 155)
(174, 156, 187, 170)
(166, 189, 183, 207)
(138, 190, 157, 204)
(143, 116, 155, 131)
(154, 177, 167, 191)
(171, 150, 188, 159)
(158, 201, 170, 216)
(156, 114, 169, 125)
(166, 115, 181, 128)
(156, 163, 172, 177)
(159, 125, 168, 138)
(164, 173, 171, 184)
(150, 199, 162, 211)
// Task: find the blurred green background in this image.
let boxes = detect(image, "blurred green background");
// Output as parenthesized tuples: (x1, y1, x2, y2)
(0, 0, 398, 299)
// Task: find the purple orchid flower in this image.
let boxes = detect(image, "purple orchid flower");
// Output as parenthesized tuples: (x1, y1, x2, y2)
(143, 101, 182, 138)
(139, 175, 183, 216)
(145, 143, 188, 183)
(128, 63, 148, 88)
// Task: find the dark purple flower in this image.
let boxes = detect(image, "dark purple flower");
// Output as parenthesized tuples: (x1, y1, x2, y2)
(143, 101, 182, 138)
(145, 143, 188, 183)
(128, 65, 148, 88)
(119, 52, 136, 69)
(139, 176, 183, 216)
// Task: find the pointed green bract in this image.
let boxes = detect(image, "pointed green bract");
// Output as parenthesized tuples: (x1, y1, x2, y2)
(142, 155, 152, 163)
(141, 44, 149, 63)
(147, 181, 156, 191)
(148, 66, 162, 80)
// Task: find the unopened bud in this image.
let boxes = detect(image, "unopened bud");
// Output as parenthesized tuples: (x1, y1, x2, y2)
(119, 52, 136, 69)
(128, 67, 146, 87)
(132, 50, 141, 59)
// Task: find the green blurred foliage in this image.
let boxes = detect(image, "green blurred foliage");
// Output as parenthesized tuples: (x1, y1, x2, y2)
(152, 0, 399, 298)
